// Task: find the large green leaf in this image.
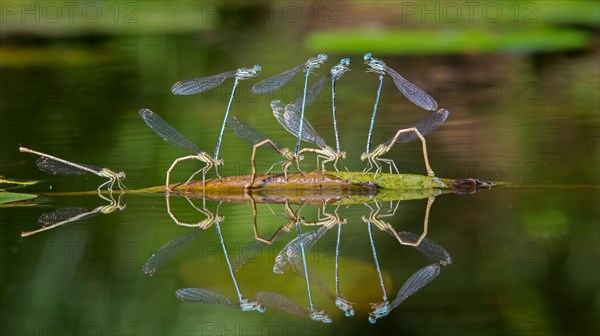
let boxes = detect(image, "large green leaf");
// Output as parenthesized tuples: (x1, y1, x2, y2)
(0, 191, 38, 204)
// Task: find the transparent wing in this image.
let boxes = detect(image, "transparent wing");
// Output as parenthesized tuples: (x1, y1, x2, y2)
(390, 263, 440, 309)
(384, 65, 438, 111)
(171, 71, 237, 95)
(35, 157, 101, 176)
(282, 103, 328, 148)
(252, 64, 305, 94)
(226, 116, 283, 150)
(291, 74, 330, 107)
(175, 288, 237, 308)
(385, 109, 449, 146)
(256, 292, 307, 317)
(271, 100, 293, 135)
(142, 228, 202, 276)
(139, 109, 202, 153)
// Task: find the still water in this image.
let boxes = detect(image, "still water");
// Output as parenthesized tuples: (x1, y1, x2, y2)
(1, 21, 599, 336)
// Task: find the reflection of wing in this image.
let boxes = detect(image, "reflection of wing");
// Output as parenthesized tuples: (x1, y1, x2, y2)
(38, 207, 90, 226)
(289, 259, 336, 301)
(175, 288, 238, 308)
(256, 292, 307, 317)
(273, 226, 329, 274)
(143, 228, 202, 276)
(390, 263, 440, 309)
(395, 231, 453, 265)
(22, 206, 100, 237)
(232, 240, 270, 272)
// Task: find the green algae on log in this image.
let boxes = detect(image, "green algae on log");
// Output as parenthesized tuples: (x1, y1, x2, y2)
(148, 171, 453, 192)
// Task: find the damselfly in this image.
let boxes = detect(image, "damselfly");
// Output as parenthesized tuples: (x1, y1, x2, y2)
(139, 108, 223, 191)
(291, 58, 351, 153)
(364, 53, 438, 154)
(271, 100, 346, 174)
(172, 66, 261, 166)
(361, 108, 449, 177)
(19, 147, 126, 192)
(252, 54, 328, 155)
(226, 115, 300, 188)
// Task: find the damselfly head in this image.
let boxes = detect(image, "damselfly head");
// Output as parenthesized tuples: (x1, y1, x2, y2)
(338, 151, 347, 159)
(360, 152, 368, 161)
(341, 58, 350, 65)
(117, 171, 126, 180)
(238, 66, 261, 79)
(364, 53, 372, 61)
(216, 159, 225, 166)
(317, 53, 328, 61)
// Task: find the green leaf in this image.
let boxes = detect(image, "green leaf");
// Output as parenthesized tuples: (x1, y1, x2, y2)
(0, 191, 38, 204)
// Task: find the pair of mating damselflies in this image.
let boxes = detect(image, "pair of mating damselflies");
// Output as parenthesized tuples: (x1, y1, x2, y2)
(360, 53, 450, 178)
(363, 198, 451, 323)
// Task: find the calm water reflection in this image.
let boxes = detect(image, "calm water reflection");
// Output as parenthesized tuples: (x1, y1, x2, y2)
(1, 12, 598, 336)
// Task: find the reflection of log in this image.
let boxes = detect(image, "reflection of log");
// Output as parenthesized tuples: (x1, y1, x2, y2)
(36, 172, 497, 205)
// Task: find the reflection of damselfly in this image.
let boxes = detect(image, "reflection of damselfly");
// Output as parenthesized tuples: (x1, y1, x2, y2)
(363, 198, 453, 265)
(176, 287, 264, 313)
(21, 191, 125, 237)
(279, 203, 356, 317)
(363, 197, 449, 323)
(368, 263, 441, 323)
(19, 146, 126, 192)
(139, 109, 223, 190)
(275, 203, 336, 323)
(163, 197, 262, 312)
(142, 195, 222, 276)
(256, 291, 331, 323)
